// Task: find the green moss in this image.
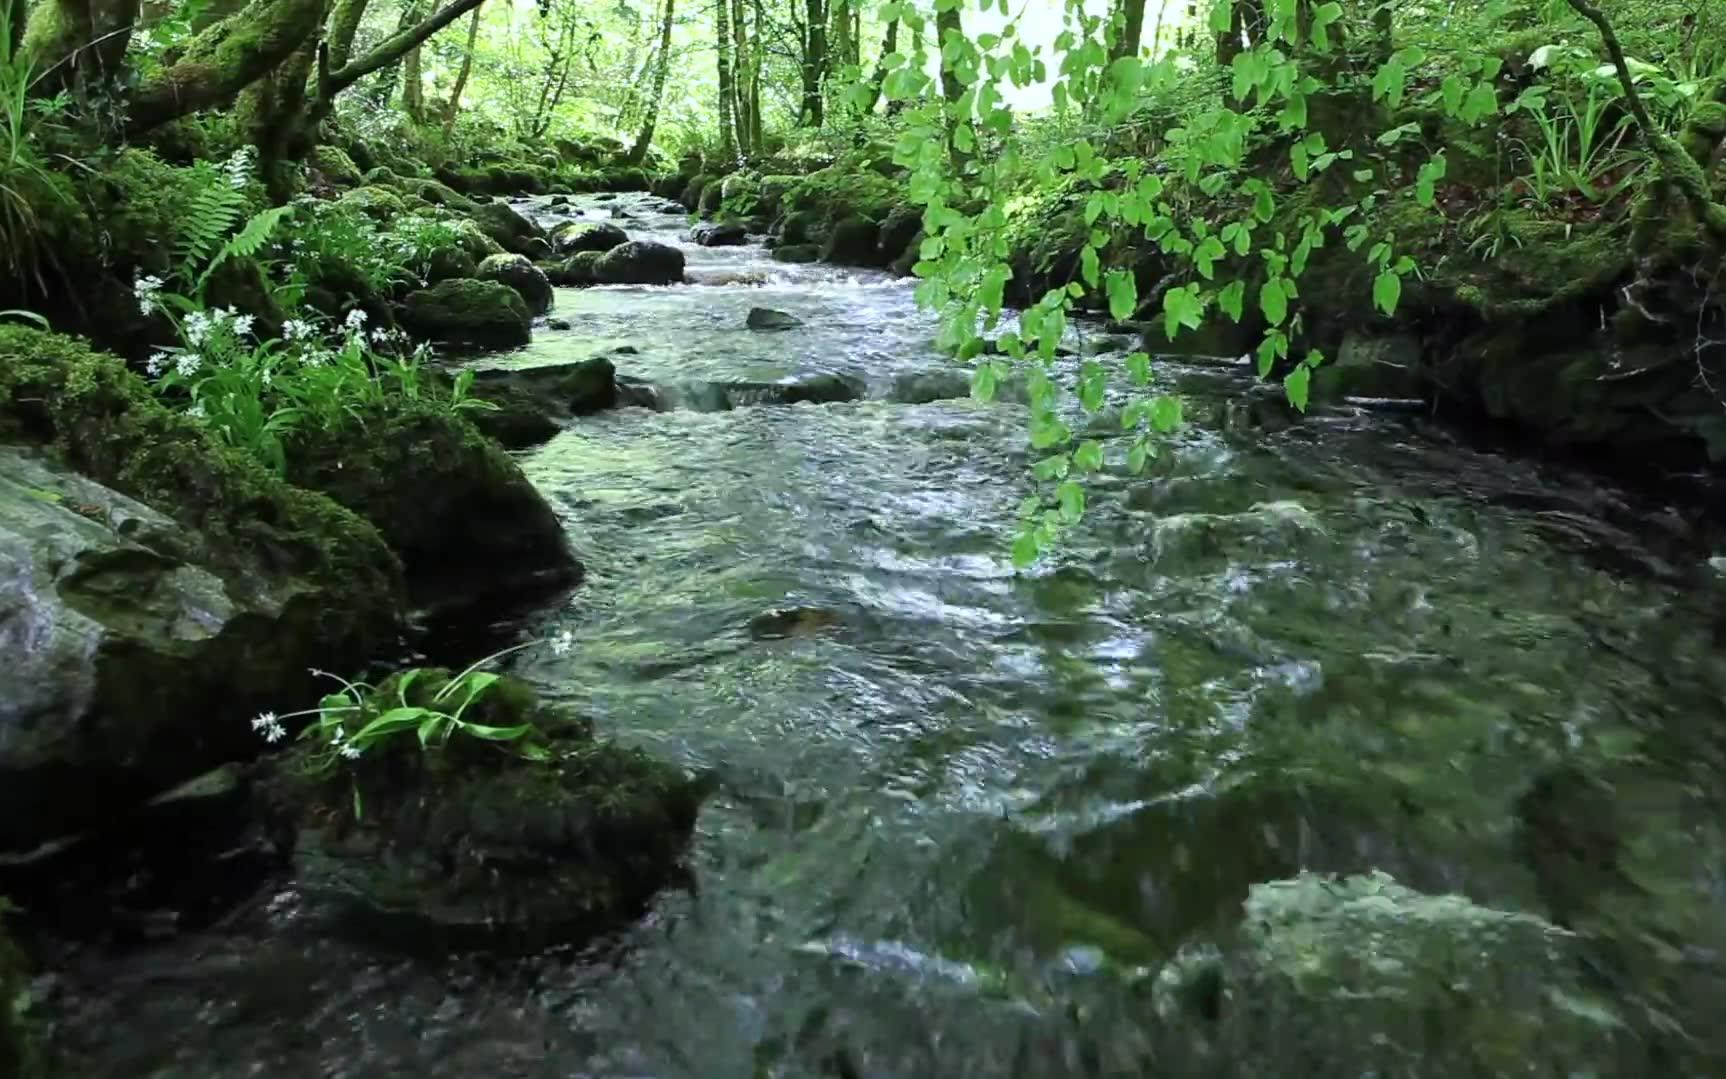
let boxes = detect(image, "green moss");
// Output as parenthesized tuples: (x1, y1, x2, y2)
(363, 165, 400, 186)
(310, 145, 364, 186)
(397, 177, 478, 213)
(0, 327, 404, 620)
(336, 184, 407, 222)
(398, 278, 531, 348)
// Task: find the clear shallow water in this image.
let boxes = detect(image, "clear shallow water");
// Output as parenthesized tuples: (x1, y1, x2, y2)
(45, 194, 1726, 1076)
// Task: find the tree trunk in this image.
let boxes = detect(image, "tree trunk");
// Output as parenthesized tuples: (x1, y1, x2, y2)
(935, 2, 966, 167)
(441, 4, 482, 130)
(747, 0, 764, 148)
(1373, 0, 1392, 62)
(325, 0, 369, 68)
(22, 0, 139, 93)
(125, 0, 326, 135)
(241, 37, 318, 199)
(864, 14, 897, 111)
(1109, 0, 1145, 61)
(715, 0, 737, 164)
(624, 0, 673, 164)
(730, 0, 751, 156)
(798, 0, 825, 126)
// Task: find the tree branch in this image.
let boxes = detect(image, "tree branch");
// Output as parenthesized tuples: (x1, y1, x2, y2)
(125, 0, 324, 134)
(324, 0, 488, 93)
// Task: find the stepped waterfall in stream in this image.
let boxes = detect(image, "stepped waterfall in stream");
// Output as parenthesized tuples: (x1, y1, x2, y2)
(45, 194, 1726, 1076)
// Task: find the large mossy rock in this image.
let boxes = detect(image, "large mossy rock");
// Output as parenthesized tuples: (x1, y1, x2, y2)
(595, 240, 685, 285)
(551, 220, 628, 255)
(546, 249, 605, 286)
(821, 215, 882, 266)
(476, 253, 554, 317)
(335, 185, 407, 223)
(285, 401, 579, 611)
(466, 358, 618, 449)
(266, 669, 703, 950)
(472, 201, 545, 257)
(0, 329, 403, 849)
(310, 145, 364, 187)
(398, 278, 531, 349)
(0, 913, 36, 1078)
(1152, 871, 1640, 1074)
(693, 221, 748, 247)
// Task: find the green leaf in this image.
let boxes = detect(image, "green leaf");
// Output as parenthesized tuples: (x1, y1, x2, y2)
(1127, 440, 1150, 473)
(1284, 363, 1311, 412)
(1209, 0, 1233, 33)
(972, 363, 998, 402)
(1081, 244, 1101, 287)
(1219, 279, 1246, 322)
(1078, 362, 1107, 412)
(1126, 350, 1152, 384)
(1193, 235, 1227, 280)
(1373, 269, 1402, 315)
(1056, 481, 1086, 523)
(1260, 278, 1288, 326)
(1461, 81, 1499, 123)
(1011, 531, 1040, 568)
(1252, 184, 1276, 222)
(1150, 396, 1183, 432)
(1105, 269, 1138, 321)
(1073, 440, 1105, 472)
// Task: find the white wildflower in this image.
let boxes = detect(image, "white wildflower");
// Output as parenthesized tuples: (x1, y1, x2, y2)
(145, 351, 172, 378)
(282, 318, 313, 341)
(339, 743, 362, 760)
(261, 369, 273, 387)
(344, 308, 369, 330)
(250, 710, 277, 731)
(175, 352, 202, 377)
(230, 313, 256, 338)
(370, 327, 391, 344)
(134, 274, 164, 315)
(186, 401, 207, 419)
(184, 311, 212, 346)
(549, 629, 575, 657)
(264, 720, 287, 743)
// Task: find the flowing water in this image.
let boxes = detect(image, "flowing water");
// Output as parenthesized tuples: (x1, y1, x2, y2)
(43, 194, 1726, 1076)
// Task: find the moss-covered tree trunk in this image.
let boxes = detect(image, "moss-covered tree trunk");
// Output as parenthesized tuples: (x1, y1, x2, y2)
(731, 0, 754, 157)
(1110, 0, 1145, 61)
(863, 13, 897, 112)
(440, 4, 482, 130)
(715, 0, 737, 165)
(797, 0, 825, 126)
(21, 0, 138, 93)
(124, 0, 325, 135)
(623, 0, 673, 165)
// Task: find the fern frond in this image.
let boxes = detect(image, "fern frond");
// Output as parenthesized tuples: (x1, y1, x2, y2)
(174, 168, 247, 285)
(197, 205, 294, 290)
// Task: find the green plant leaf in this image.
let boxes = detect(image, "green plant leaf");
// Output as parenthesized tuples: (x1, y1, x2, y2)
(1260, 278, 1288, 326)
(1373, 269, 1402, 315)
(1284, 363, 1311, 412)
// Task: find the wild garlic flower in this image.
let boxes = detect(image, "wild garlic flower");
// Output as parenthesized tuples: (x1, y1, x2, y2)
(175, 352, 202, 377)
(184, 311, 212, 346)
(145, 351, 172, 378)
(282, 318, 313, 341)
(230, 313, 256, 338)
(250, 711, 287, 743)
(549, 629, 575, 657)
(187, 401, 206, 419)
(339, 744, 362, 760)
(134, 275, 164, 315)
(344, 308, 369, 330)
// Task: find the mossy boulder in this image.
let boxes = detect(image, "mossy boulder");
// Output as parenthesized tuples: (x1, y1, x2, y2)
(551, 220, 628, 255)
(680, 172, 717, 211)
(693, 221, 748, 247)
(336, 185, 407, 223)
(397, 177, 478, 214)
(877, 204, 923, 267)
(476, 253, 554, 317)
(465, 357, 618, 448)
(698, 179, 726, 216)
(362, 165, 400, 186)
(821, 215, 882, 266)
(449, 218, 507, 260)
(772, 243, 820, 264)
(0, 329, 404, 848)
(776, 209, 826, 246)
(425, 245, 478, 284)
(266, 669, 702, 950)
(1152, 871, 1639, 1073)
(594, 240, 685, 285)
(310, 145, 364, 187)
(0, 912, 36, 1078)
(398, 278, 531, 349)
(546, 250, 605, 286)
(472, 200, 546, 257)
(284, 400, 579, 612)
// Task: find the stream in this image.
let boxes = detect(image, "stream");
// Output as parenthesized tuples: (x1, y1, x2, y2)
(44, 193, 1726, 1075)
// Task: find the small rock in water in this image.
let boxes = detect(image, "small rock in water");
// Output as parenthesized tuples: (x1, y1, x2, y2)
(747, 307, 803, 331)
(547, 317, 572, 331)
(749, 606, 843, 639)
(693, 221, 749, 247)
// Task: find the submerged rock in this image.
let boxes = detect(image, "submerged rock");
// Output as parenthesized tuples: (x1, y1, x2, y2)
(551, 220, 628, 255)
(772, 244, 820, 265)
(1153, 871, 1637, 1073)
(267, 669, 703, 951)
(398, 278, 531, 349)
(890, 369, 974, 404)
(746, 306, 803, 330)
(0, 913, 37, 1077)
(748, 606, 843, 639)
(0, 329, 402, 849)
(595, 240, 685, 285)
(285, 401, 579, 613)
(476, 253, 554, 317)
(466, 358, 620, 449)
(693, 221, 748, 247)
